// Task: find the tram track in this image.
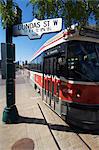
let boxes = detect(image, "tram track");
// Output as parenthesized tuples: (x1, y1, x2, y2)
(38, 103, 61, 150)
(37, 102, 93, 150)
(74, 133, 91, 150)
(77, 132, 99, 150)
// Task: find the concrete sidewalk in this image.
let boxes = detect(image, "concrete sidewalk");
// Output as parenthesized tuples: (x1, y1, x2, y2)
(0, 70, 98, 150)
(0, 71, 58, 150)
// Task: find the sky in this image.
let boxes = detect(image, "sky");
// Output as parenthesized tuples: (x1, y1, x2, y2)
(0, 0, 57, 63)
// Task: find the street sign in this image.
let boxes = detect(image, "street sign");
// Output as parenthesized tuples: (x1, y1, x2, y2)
(13, 18, 62, 39)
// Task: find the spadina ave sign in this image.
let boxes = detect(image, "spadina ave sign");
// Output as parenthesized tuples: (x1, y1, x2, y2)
(13, 18, 62, 39)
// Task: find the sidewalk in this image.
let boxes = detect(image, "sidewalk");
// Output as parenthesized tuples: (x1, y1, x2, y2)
(0, 70, 96, 150)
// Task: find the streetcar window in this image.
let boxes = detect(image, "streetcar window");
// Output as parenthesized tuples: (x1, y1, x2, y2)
(67, 41, 99, 82)
(49, 57, 54, 75)
(49, 59, 51, 74)
(44, 59, 47, 74)
(37, 54, 43, 72)
(53, 57, 57, 75)
(33, 58, 37, 70)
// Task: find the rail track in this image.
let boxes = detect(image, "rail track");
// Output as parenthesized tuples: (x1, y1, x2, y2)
(37, 101, 99, 150)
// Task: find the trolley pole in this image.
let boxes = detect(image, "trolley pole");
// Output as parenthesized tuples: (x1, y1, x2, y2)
(2, 0, 19, 123)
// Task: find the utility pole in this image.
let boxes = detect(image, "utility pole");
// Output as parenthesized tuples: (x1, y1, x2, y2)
(2, 0, 19, 123)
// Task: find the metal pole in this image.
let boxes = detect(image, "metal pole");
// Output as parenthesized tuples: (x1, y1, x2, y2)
(2, 0, 19, 123)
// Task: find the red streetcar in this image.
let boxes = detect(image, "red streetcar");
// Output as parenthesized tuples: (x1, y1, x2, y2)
(29, 26, 99, 130)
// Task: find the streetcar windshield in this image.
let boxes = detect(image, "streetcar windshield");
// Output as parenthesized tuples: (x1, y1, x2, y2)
(67, 40, 99, 82)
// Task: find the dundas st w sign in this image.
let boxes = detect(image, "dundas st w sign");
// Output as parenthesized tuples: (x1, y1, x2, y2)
(13, 18, 62, 39)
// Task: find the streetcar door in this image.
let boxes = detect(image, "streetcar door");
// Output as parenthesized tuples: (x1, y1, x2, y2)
(43, 57, 51, 105)
(54, 56, 61, 115)
(50, 57, 56, 110)
(43, 55, 60, 113)
(42, 57, 47, 102)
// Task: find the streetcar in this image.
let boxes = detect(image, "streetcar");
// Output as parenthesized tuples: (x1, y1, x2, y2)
(29, 25, 99, 130)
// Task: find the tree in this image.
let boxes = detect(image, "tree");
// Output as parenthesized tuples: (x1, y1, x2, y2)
(29, 0, 99, 28)
(0, 0, 21, 28)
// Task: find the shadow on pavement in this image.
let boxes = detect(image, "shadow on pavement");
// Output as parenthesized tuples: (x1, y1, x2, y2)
(14, 116, 99, 135)
(16, 116, 46, 125)
(50, 124, 99, 135)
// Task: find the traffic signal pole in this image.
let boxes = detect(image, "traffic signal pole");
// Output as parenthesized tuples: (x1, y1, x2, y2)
(2, 0, 19, 123)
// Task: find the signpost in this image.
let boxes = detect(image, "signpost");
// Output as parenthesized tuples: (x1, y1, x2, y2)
(13, 18, 62, 39)
(2, 0, 20, 123)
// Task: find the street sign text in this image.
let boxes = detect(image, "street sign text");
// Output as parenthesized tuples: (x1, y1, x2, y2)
(13, 18, 62, 39)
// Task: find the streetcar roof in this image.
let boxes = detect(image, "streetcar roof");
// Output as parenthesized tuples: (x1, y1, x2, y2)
(30, 27, 99, 62)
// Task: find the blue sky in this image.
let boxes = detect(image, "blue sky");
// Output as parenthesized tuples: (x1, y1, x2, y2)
(0, 0, 56, 63)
